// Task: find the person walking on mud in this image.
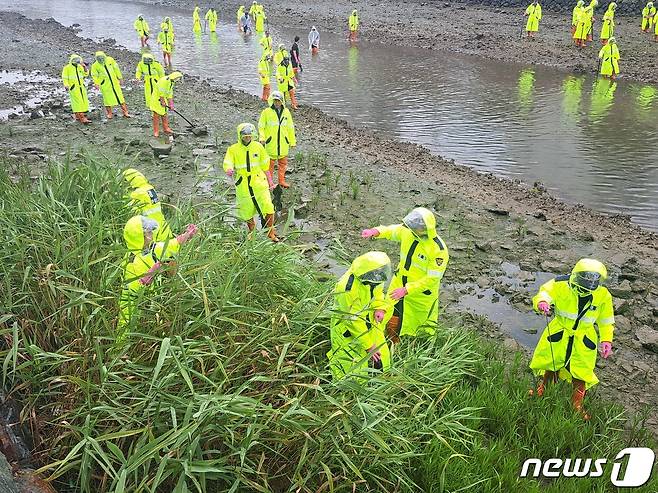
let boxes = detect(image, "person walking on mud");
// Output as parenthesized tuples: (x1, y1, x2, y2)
(205, 8, 218, 33)
(291, 36, 302, 75)
(524, 0, 543, 38)
(641, 1, 656, 32)
(259, 30, 273, 58)
(157, 22, 175, 69)
(135, 53, 165, 110)
(241, 10, 253, 34)
(223, 123, 279, 242)
(62, 54, 91, 124)
(91, 51, 132, 119)
(361, 207, 449, 343)
(528, 259, 615, 420)
(259, 91, 296, 188)
(600, 2, 616, 45)
(308, 26, 320, 54)
(258, 53, 272, 102)
(574, 0, 597, 47)
(149, 71, 183, 138)
(276, 56, 298, 109)
(572, 0, 585, 35)
(134, 14, 150, 48)
(237, 5, 245, 31)
(193, 6, 203, 34)
(348, 10, 359, 41)
(598, 36, 620, 78)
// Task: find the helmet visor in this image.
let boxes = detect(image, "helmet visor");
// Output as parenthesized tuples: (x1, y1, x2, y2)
(403, 210, 427, 237)
(359, 264, 391, 285)
(572, 271, 601, 294)
(240, 124, 256, 137)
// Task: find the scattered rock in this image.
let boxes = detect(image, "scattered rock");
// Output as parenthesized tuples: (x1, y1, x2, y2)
(149, 140, 172, 157)
(475, 240, 493, 252)
(609, 280, 633, 299)
(192, 148, 215, 157)
(540, 260, 567, 273)
(635, 326, 658, 353)
(503, 337, 520, 351)
(29, 110, 44, 120)
(486, 207, 509, 216)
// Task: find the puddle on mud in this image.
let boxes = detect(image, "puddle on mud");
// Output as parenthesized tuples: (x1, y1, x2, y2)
(450, 261, 554, 347)
(0, 70, 64, 120)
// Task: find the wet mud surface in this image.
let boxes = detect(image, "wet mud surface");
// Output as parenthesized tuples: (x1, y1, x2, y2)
(0, 10, 657, 440)
(142, 0, 658, 84)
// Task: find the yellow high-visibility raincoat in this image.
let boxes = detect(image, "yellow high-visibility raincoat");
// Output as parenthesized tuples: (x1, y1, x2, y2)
(135, 55, 165, 107)
(205, 9, 218, 32)
(193, 6, 202, 33)
(254, 9, 267, 33)
(642, 3, 656, 30)
(259, 34, 273, 56)
(529, 276, 615, 389)
(600, 3, 616, 40)
(61, 54, 90, 113)
(157, 29, 175, 54)
(574, 4, 595, 40)
(223, 124, 275, 221)
(91, 53, 125, 107)
(572, 1, 585, 27)
(276, 62, 296, 94)
(134, 17, 150, 38)
(327, 251, 392, 380)
(374, 208, 449, 337)
(258, 55, 271, 87)
(525, 2, 543, 32)
(598, 41, 620, 76)
(149, 73, 180, 116)
(258, 104, 296, 159)
(161, 17, 174, 33)
(349, 10, 359, 32)
(123, 169, 173, 241)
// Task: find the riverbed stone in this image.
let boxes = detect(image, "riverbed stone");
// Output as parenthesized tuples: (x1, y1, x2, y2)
(0, 453, 19, 493)
(635, 326, 658, 353)
(609, 280, 633, 299)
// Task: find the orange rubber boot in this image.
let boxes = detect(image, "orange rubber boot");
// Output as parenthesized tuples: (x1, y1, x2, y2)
(289, 89, 298, 109)
(386, 316, 401, 344)
(269, 158, 276, 179)
(162, 115, 173, 135)
(78, 112, 91, 124)
(278, 157, 289, 188)
(121, 103, 132, 118)
(152, 113, 160, 137)
(105, 106, 113, 119)
(261, 84, 270, 102)
(265, 214, 279, 242)
(572, 380, 591, 420)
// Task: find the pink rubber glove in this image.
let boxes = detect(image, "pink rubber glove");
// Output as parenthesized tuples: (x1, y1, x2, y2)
(599, 341, 612, 359)
(391, 287, 408, 300)
(537, 301, 551, 316)
(361, 228, 379, 239)
(368, 344, 382, 363)
(374, 309, 385, 323)
(176, 224, 198, 244)
(266, 171, 275, 190)
(139, 262, 162, 285)
(168, 100, 174, 110)
(226, 169, 235, 178)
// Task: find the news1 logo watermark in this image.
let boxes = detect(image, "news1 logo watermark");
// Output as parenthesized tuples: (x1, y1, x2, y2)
(520, 447, 655, 487)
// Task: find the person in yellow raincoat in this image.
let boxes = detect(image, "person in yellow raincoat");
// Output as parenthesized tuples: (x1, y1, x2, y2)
(193, 6, 202, 33)
(135, 53, 165, 109)
(249, 1, 259, 19)
(258, 91, 296, 188)
(149, 71, 183, 137)
(641, 1, 656, 32)
(572, 0, 585, 35)
(361, 207, 450, 341)
(598, 36, 620, 78)
(91, 51, 131, 119)
(653, 7, 658, 39)
(118, 215, 197, 341)
(237, 5, 245, 31)
(273, 43, 289, 66)
(205, 8, 218, 32)
(524, 1, 543, 37)
(61, 54, 91, 124)
(157, 23, 175, 68)
(134, 14, 150, 47)
(122, 168, 173, 241)
(254, 7, 267, 34)
(574, 1, 597, 46)
(529, 259, 615, 419)
(223, 123, 278, 241)
(600, 2, 616, 44)
(327, 251, 393, 380)
(259, 30, 273, 58)
(348, 9, 359, 41)
(258, 53, 272, 102)
(276, 56, 298, 109)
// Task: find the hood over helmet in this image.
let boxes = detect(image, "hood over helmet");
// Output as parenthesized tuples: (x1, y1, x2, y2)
(237, 122, 257, 144)
(350, 251, 392, 285)
(569, 258, 607, 296)
(123, 168, 149, 188)
(69, 53, 83, 65)
(124, 215, 159, 252)
(402, 207, 438, 239)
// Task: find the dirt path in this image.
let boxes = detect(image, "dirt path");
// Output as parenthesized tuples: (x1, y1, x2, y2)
(0, 10, 657, 440)
(138, 0, 658, 84)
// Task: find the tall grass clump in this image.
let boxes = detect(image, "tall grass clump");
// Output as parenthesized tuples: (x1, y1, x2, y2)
(0, 154, 654, 493)
(0, 155, 479, 492)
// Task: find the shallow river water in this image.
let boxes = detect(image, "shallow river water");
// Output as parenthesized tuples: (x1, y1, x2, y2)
(2, 0, 658, 230)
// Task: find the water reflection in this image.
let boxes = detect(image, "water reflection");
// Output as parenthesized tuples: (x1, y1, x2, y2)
(0, 0, 656, 229)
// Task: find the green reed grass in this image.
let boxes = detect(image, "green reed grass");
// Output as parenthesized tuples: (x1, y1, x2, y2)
(0, 154, 654, 493)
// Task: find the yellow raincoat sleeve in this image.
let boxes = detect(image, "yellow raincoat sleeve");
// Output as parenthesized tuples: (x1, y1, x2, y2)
(532, 278, 556, 311)
(406, 247, 449, 295)
(91, 64, 102, 86)
(596, 290, 615, 342)
(222, 147, 235, 173)
(374, 223, 404, 242)
(257, 110, 268, 142)
(287, 113, 297, 147)
(111, 59, 123, 80)
(135, 63, 143, 80)
(256, 144, 271, 172)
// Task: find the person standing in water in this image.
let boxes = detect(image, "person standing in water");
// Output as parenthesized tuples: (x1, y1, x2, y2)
(308, 26, 320, 54)
(291, 36, 302, 75)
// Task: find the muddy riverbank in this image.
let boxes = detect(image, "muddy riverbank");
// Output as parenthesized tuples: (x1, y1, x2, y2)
(140, 0, 658, 85)
(0, 8, 657, 449)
